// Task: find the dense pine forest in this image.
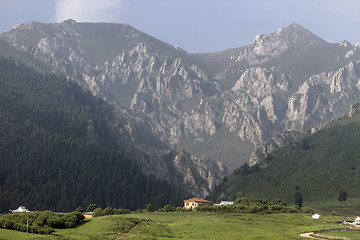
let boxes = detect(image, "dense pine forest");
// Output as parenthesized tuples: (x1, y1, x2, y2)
(0, 57, 182, 213)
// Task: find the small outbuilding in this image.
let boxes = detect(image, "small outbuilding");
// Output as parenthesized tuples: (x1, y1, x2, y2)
(312, 214, 321, 219)
(83, 212, 94, 219)
(10, 205, 30, 214)
(354, 216, 360, 224)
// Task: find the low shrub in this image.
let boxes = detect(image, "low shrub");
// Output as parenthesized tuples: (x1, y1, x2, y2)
(0, 211, 84, 234)
(160, 205, 176, 212)
(93, 207, 131, 217)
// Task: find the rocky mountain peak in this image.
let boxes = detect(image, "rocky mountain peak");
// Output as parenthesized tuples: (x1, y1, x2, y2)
(61, 19, 77, 25)
(275, 22, 312, 36)
(339, 40, 353, 47)
(237, 23, 319, 65)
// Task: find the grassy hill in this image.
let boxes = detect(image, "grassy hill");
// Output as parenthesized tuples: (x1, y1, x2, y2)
(210, 104, 360, 205)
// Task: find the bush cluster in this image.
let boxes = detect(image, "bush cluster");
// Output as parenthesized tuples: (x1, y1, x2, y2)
(195, 198, 313, 214)
(196, 204, 301, 214)
(92, 207, 130, 217)
(0, 211, 84, 234)
(158, 205, 177, 212)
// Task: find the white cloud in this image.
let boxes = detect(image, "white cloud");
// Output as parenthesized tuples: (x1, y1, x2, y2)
(54, 0, 122, 23)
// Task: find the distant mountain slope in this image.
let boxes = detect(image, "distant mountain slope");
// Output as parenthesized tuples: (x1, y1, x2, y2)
(0, 39, 50, 72)
(0, 57, 183, 212)
(1, 20, 360, 172)
(209, 103, 360, 204)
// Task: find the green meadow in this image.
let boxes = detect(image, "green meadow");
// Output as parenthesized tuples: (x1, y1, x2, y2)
(307, 197, 360, 216)
(1, 212, 359, 240)
(320, 230, 360, 239)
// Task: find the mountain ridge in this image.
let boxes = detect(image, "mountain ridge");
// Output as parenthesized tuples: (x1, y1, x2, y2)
(1, 20, 360, 174)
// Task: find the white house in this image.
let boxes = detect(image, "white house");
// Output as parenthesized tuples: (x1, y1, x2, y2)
(354, 216, 360, 224)
(312, 214, 321, 219)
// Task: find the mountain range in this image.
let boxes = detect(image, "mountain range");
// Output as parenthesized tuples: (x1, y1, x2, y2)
(1, 20, 360, 204)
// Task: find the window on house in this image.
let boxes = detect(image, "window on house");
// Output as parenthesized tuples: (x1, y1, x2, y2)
(192, 203, 195, 206)
(186, 203, 189, 206)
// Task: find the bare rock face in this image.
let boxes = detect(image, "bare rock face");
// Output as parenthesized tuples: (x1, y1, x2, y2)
(284, 60, 360, 130)
(222, 68, 290, 145)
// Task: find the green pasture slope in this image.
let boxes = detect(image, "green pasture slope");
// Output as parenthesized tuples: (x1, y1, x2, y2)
(0, 215, 141, 240)
(1, 212, 358, 239)
(321, 230, 360, 239)
(308, 197, 360, 216)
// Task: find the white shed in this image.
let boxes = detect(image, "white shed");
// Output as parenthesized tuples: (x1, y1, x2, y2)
(312, 214, 321, 219)
(354, 216, 360, 224)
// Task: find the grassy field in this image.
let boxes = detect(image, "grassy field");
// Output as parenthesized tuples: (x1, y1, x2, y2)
(127, 212, 350, 239)
(1, 212, 359, 239)
(0, 215, 141, 240)
(319, 229, 360, 239)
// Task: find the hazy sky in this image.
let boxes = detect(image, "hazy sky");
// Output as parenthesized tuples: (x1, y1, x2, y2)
(0, 0, 359, 52)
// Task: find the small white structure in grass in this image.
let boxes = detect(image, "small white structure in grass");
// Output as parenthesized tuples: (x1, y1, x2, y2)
(312, 213, 321, 219)
(10, 205, 30, 213)
(354, 216, 360, 224)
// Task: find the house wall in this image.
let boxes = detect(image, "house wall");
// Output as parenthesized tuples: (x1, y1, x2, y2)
(83, 214, 93, 219)
(184, 201, 198, 209)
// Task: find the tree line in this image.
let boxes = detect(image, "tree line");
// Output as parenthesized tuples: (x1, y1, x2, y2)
(0, 57, 182, 213)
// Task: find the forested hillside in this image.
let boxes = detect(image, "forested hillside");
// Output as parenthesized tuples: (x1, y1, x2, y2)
(0, 57, 182, 213)
(210, 104, 360, 204)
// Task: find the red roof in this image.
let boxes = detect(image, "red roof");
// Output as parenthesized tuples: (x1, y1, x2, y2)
(184, 197, 211, 203)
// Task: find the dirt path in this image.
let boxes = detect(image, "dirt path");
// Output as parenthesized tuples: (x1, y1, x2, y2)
(116, 221, 148, 239)
(300, 231, 353, 239)
(300, 232, 324, 239)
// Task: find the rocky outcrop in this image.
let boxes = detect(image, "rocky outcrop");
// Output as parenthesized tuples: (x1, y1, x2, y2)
(171, 149, 228, 196)
(248, 130, 306, 168)
(349, 102, 360, 117)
